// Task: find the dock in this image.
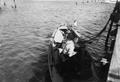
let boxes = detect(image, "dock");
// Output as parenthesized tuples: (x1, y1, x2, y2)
(107, 27, 120, 82)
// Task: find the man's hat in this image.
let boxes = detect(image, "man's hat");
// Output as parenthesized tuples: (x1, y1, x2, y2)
(58, 26, 68, 30)
(58, 26, 69, 33)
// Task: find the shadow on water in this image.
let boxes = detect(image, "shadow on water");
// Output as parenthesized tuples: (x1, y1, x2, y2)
(29, 50, 48, 82)
(29, 38, 50, 82)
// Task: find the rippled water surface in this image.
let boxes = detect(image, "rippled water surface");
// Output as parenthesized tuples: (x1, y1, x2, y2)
(0, 1, 114, 82)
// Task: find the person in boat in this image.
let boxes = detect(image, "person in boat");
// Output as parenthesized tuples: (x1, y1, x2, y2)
(51, 25, 69, 53)
(62, 32, 77, 57)
(62, 25, 80, 57)
(51, 25, 78, 58)
(51, 26, 67, 46)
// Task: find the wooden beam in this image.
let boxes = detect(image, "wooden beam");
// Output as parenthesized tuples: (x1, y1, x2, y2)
(107, 28, 120, 82)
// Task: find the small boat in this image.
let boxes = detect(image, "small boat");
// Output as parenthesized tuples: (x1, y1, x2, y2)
(48, 25, 93, 82)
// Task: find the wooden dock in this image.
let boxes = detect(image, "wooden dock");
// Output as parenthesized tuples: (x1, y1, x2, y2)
(107, 27, 120, 82)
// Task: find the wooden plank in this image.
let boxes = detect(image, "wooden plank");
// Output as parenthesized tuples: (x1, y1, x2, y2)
(107, 28, 120, 82)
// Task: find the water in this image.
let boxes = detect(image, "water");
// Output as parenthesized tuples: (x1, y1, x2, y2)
(0, 1, 114, 82)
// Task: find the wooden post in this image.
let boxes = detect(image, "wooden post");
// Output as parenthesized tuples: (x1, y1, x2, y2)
(14, 0, 16, 8)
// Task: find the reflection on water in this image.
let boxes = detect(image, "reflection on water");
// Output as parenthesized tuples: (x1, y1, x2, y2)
(0, 0, 114, 82)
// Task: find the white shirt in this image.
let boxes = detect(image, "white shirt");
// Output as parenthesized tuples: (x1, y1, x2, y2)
(53, 30, 64, 43)
(64, 40, 76, 57)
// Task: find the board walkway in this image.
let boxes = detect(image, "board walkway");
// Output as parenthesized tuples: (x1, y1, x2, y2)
(107, 27, 120, 82)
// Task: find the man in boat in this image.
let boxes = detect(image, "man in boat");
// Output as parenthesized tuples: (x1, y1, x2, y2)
(51, 25, 68, 50)
(62, 32, 77, 57)
(51, 25, 78, 58)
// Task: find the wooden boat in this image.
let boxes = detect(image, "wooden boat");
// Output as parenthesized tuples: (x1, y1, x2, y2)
(48, 25, 93, 82)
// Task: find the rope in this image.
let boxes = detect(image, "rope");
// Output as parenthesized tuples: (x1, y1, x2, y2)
(85, 0, 119, 43)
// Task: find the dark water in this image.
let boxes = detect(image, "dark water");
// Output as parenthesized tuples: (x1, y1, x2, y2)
(0, 1, 114, 82)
